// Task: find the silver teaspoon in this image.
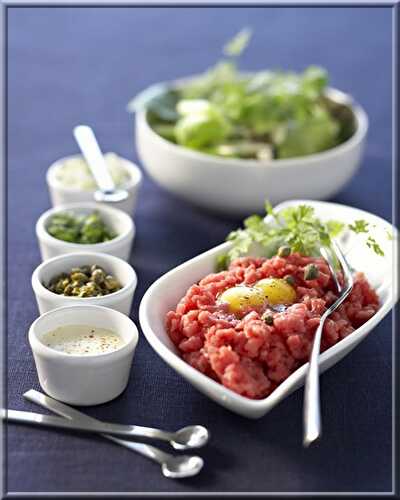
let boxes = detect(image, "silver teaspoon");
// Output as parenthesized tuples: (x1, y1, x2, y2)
(21, 391, 204, 479)
(4, 409, 209, 452)
(73, 125, 129, 204)
(20, 391, 209, 450)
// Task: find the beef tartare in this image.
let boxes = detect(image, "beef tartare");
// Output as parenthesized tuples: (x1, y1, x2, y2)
(166, 253, 379, 399)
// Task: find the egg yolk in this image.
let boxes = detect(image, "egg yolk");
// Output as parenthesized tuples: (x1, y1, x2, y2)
(254, 278, 296, 305)
(218, 286, 265, 314)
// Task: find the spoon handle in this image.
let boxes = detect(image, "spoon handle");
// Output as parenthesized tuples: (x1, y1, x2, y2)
(73, 125, 115, 192)
(5, 408, 173, 443)
(22, 390, 174, 441)
(22, 390, 173, 465)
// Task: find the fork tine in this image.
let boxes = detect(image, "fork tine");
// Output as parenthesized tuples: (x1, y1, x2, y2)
(320, 246, 342, 293)
(331, 240, 354, 289)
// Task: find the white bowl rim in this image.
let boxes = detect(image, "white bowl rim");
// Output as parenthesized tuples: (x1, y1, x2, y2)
(29, 304, 139, 361)
(36, 201, 135, 251)
(32, 251, 138, 302)
(139, 199, 397, 411)
(47, 153, 143, 194)
(137, 85, 368, 168)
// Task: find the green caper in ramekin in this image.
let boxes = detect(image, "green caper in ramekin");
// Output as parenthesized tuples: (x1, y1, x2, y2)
(46, 264, 122, 298)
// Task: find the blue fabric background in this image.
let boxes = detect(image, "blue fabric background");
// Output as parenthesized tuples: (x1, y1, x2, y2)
(6, 5, 393, 494)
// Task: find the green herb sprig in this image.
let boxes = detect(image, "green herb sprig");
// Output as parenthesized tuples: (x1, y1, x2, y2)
(217, 202, 384, 271)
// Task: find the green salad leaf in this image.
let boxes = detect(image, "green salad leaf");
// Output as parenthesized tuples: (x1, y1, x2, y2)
(276, 106, 339, 158)
(223, 27, 253, 57)
(127, 83, 180, 122)
(174, 100, 231, 148)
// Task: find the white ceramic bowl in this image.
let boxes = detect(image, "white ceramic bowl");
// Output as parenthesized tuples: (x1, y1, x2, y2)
(29, 304, 139, 405)
(36, 202, 135, 262)
(139, 200, 397, 418)
(136, 87, 368, 215)
(46, 154, 142, 215)
(32, 252, 137, 316)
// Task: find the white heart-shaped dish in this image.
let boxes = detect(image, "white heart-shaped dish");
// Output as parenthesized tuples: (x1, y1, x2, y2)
(139, 200, 397, 418)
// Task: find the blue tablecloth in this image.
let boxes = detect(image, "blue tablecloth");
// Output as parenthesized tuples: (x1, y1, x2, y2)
(6, 5, 393, 494)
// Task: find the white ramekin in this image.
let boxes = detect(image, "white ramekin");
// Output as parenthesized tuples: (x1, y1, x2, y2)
(36, 202, 135, 262)
(46, 154, 142, 215)
(29, 305, 139, 405)
(32, 252, 137, 316)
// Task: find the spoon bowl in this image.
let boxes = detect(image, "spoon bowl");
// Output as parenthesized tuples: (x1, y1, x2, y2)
(171, 425, 209, 450)
(74, 125, 130, 205)
(94, 189, 130, 204)
(161, 455, 204, 479)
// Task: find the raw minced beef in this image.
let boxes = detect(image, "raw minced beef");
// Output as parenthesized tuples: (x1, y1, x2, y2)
(166, 253, 379, 399)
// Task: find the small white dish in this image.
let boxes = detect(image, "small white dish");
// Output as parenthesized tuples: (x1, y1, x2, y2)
(32, 252, 137, 316)
(29, 305, 139, 405)
(36, 202, 135, 261)
(136, 84, 368, 215)
(46, 154, 142, 215)
(139, 200, 397, 418)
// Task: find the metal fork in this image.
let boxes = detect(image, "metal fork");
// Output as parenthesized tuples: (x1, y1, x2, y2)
(303, 240, 354, 447)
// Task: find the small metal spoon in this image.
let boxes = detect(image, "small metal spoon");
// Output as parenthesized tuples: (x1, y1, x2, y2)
(4, 409, 209, 452)
(73, 125, 129, 204)
(20, 390, 208, 450)
(22, 390, 204, 479)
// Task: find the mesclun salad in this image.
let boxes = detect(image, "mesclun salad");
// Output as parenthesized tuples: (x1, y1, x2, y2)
(165, 202, 386, 400)
(129, 28, 356, 161)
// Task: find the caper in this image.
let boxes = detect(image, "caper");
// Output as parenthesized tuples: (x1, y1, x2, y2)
(284, 275, 295, 286)
(54, 281, 66, 294)
(63, 284, 74, 296)
(80, 265, 91, 276)
(46, 264, 122, 297)
(262, 313, 274, 325)
(92, 269, 105, 284)
(79, 282, 97, 297)
(104, 275, 120, 291)
(70, 272, 89, 285)
(304, 263, 319, 280)
(278, 246, 291, 258)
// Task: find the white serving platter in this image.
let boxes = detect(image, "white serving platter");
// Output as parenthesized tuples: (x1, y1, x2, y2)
(139, 200, 397, 418)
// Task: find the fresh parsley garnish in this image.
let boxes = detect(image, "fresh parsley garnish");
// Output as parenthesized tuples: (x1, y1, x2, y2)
(386, 229, 394, 241)
(348, 219, 369, 233)
(218, 202, 384, 270)
(366, 236, 385, 256)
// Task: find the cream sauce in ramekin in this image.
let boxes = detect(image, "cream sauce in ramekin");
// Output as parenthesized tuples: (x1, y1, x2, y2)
(41, 324, 125, 356)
